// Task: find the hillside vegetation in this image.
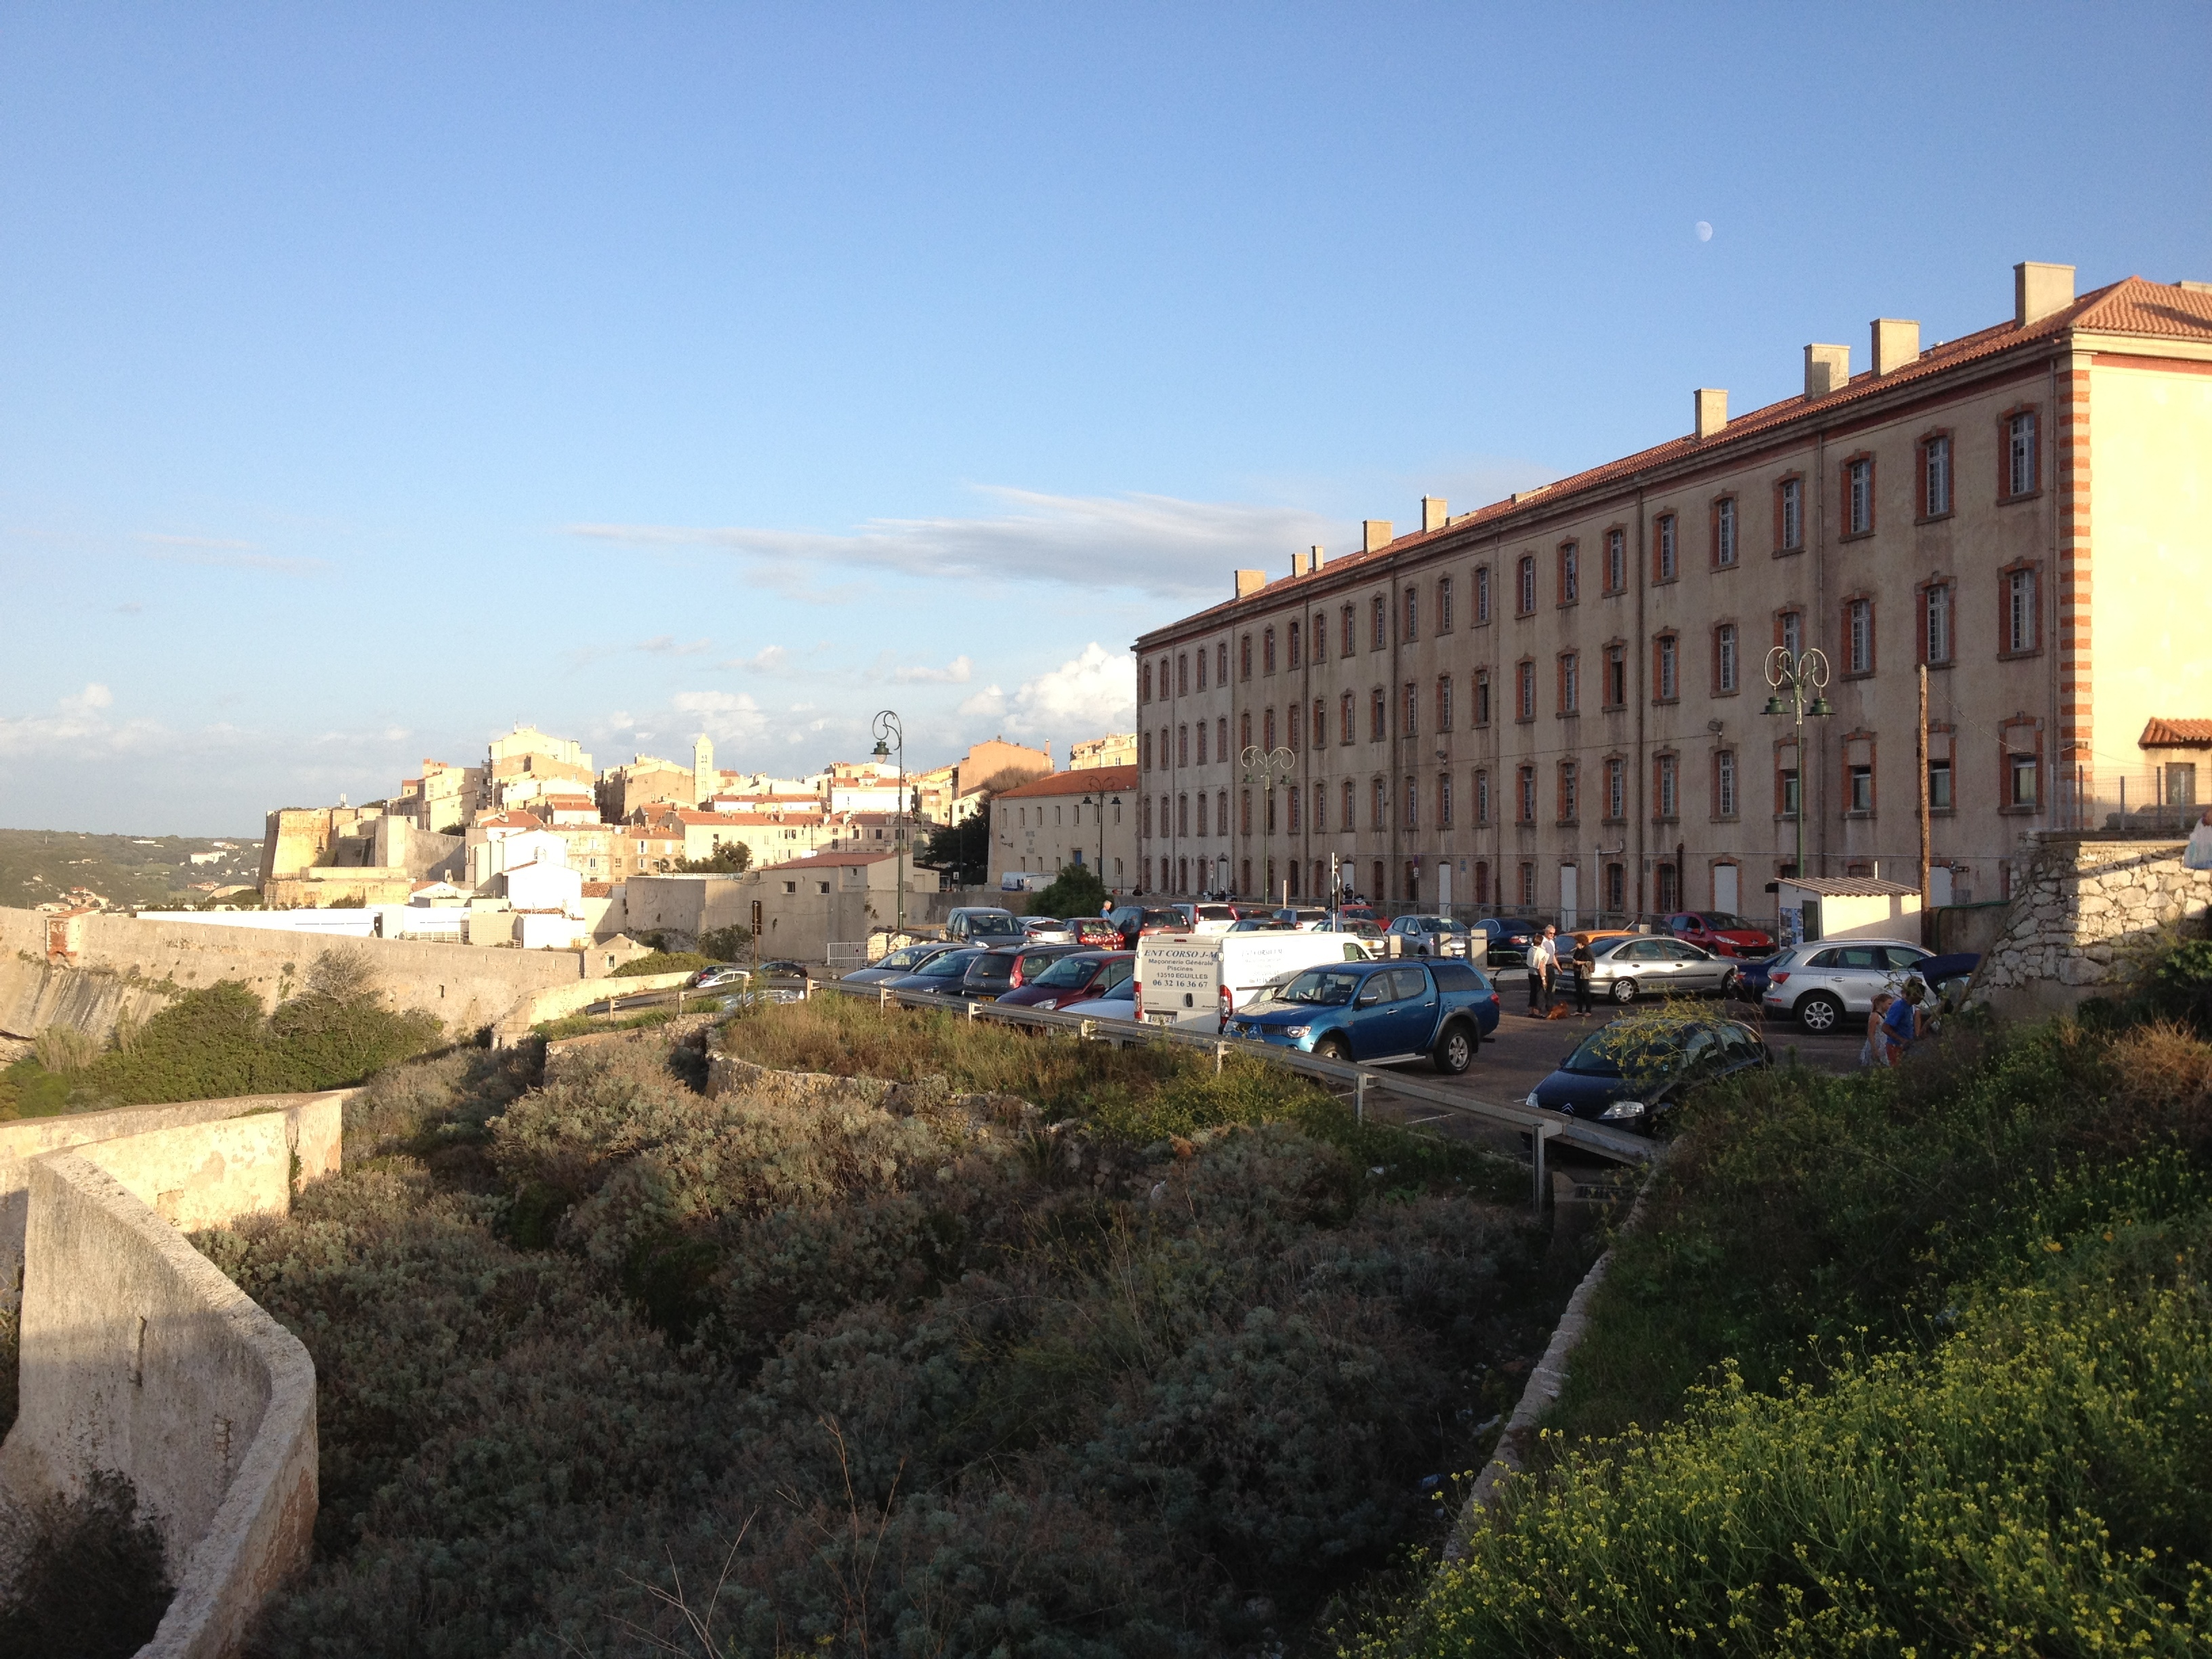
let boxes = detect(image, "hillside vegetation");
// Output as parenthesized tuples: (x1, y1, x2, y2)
(0, 825, 259, 909)
(205, 1004, 1577, 1656)
(1357, 942, 2212, 1656)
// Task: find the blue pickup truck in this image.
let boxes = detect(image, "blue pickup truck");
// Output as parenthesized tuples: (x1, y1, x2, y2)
(1223, 958, 1501, 1073)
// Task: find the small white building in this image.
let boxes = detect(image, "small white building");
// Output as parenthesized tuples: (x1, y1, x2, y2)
(1776, 876, 1923, 947)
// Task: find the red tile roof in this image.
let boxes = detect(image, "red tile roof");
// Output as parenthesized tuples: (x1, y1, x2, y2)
(2140, 718, 2212, 747)
(1140, 276, 2212, 643)
(581, 881, 615, 897)
(995, 764, 1139, 800)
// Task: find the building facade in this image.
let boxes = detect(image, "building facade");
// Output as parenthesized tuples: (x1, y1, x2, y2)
(989, 764, 1138, 893)
(1134, 264, 2212, 922)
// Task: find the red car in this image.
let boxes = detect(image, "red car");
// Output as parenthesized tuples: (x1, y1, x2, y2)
(994, 950, 1135, 1010)
(1660, 911, 1777, 959)
(1070, 916, 1122, 947)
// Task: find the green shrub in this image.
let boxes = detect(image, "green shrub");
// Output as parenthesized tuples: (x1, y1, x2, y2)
(0, 1471, 173, 1657)
(1029, 861, 1105, 920)
(697, 923, 753, 960)
(611, 949, 711, 978)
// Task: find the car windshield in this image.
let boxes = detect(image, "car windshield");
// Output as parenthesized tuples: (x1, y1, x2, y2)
(916, 952, 976, 977)
(1562, 1025, 1684, 1078)
(1031, 955, 1099, 987)
(1702, 912, 1755, 930)
(966, 954, 1017, 984)
(1275, 967, 1367, 1006)
(967, 916, 1022, 937)
(1141, 910, 1185, 927)
(879, 945, 933, 969)
(1192, 905, 1237, 920)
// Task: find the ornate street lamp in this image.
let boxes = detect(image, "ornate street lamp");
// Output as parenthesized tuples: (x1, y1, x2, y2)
(1080, 790, 1124, 897)
(1240, 744, 1296, 902)
(870, 710, 905, 943)
(1762, 646, 1832, 907)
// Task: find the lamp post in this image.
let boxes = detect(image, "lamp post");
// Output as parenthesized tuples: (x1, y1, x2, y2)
(1762, 646, 1832, 919)
(1240, 744, 1296, 903)
(1079, 789, 1123, 897)
(870, 710, 905, 944)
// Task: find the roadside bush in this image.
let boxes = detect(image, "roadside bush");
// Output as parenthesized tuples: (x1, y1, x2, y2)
(610, 949, 710, 978)
(0, 1471, 173, 1658)
(30, 1023, 100, 1073)
(1029, 861, 1105, 920)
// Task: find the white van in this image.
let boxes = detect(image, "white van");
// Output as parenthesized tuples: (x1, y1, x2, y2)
(1136, 930, 1376, 1029)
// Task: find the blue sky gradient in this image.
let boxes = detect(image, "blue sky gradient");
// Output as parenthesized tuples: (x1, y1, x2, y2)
(3, 3, 2207, 832)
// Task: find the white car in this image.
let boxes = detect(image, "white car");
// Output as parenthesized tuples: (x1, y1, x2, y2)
(1059, 979, 1139, 1021)
(1759, 937, 1933, 1033)
(1021, 917, 1078, 944)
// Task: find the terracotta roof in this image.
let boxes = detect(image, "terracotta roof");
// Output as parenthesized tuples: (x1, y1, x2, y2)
(480, 811, 546, 831)
(1139, 276, 2212, 643)
(580, 881, 614, 897)
(2140, 717, 2212, 747)
(995, 764, 1139, 800)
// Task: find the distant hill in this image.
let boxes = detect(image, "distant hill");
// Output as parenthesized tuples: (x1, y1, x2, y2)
(0, 827, 263, 910)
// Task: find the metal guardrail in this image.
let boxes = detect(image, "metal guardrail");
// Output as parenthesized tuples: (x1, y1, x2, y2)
(812, 977, 1654, 1169)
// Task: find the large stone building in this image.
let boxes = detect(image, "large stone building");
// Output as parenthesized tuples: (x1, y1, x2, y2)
(989, 764, 1139, 894)
(1132, 263, 2212, 922)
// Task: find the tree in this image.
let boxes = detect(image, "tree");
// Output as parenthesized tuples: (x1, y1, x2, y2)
(918, 765, 1046, 889)
(1030, 862, 1105, 920)
(676, 842, 752, 874)
(698, 924, 754, 962)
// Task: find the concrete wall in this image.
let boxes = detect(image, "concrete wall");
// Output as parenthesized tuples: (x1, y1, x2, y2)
(1970, 834, 2212, 1019)
(0, 1092, 347, 1314)
(1, 904, 591, 1045)
(493, 970, 696, 1043)
(1, 1155, 318, 1659)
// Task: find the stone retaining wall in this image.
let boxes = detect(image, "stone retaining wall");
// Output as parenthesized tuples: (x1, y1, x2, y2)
(1969, 836, 2212, 1019)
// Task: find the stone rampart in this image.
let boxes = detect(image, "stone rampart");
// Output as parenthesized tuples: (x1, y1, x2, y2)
(1, 1154, 318, 1658)
(0, 1092, 346, 1313)
(1, 904, 588, 1044)
(497, 970, 698, 1043)
(1969, 835, 2212, 1019)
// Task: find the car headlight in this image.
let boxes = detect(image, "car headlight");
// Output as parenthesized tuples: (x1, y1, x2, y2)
(1599, 1101, 1647, 1120)
(1280, 1025, 1309, 1038)
(1524, 1090, 1542, 1109)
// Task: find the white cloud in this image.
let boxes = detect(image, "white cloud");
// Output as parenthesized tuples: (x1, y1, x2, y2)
(0, 684, 160, 758)
(995, 643, 1134, 739)
(566, 485, 1339, 601)
(670, 689, 769, 744)
(719, 645, 790, 673)
(65, 682, 115, 712)
(893, 654, 974, 685)
(640, 635, 712, 657)
(958, 685, 1006, 718)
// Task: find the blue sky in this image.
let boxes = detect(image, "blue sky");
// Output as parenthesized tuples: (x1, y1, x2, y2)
(3, 3, 2207, 834)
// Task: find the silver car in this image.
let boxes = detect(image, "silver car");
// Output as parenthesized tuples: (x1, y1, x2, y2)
(1761, 937, 1932, 1033)
(1586, 935, 1734, 1002)
(1385, 915, 1472, 958)
(1022, 917, 1077, 944)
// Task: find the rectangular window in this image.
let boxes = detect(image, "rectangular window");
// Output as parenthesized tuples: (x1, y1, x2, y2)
(1373, 777, 1387, 827)
(1605, 758, 1625, 821)
(1605, 529, 1626, 593)
(2006, 568, 2039, 654)
(1517, 766, 1536, 825)
(1716, 623, 1738, 693)
(1402, 681, 1418, 737)
(1341, 605, 1355, 657)
(1924, 583, 1953, 665)
(1560, 541, 1579, 604)
(1516, 661, 1536, 721)
(1559, 651, 1580, 714)
(1288, 619, 1301, 668)
(1403, 774, 1418, 830)
(1438, 773, 1453, 827)
(1847, 457, 1874, 535)
(1343, 779, 1355, 827)
(1195, 722, 1208, 766)
(1311, 613, 1326, 663)
(1372, 596, 1387, 651)
(1559, 761, 1578, 823)
(1177, 724, 1189, 766)
(1404, 586, 1418, 642)
(1197, 648, 1210, 692)
(1517, 555, 1536, 615)
(1263, 707, 1275, 751)
(1176, 653, 1189, 695)
(1263, 627, 1276, 674)
(1929, 758, 1953, 811)
(1780, 764, 1801, 819)
(1141, 661, 1152, 703)
(1656, 754, 1678, 819)
(1288, 783, 1300, 833)
(1195, 792, 1208, 837)
(1370, 688, 1387, 743)
(1475, 566, 1492, 623)
(1437, 576, 1454, 633)
(1923, 434, 1952, 517)
(1436, 675, 1453, 731)
(1475, 768, 1492, 824)
(1655, 634, 1679, 701)
(1519, 862, 1536, 908)
(1313, 698, 1326, 749)
(1239, 636, 1251, 680)
(1605, 645, 1626, 708)
(1781, 609, 1803, 659)
(1849, 764, 1874, 813)
(1474, 672, 1490, 727)
(1779, 477, 1804, 551)
(2007, 411, 2039, 498)
(1216, 642, 1227, 684)
(2168, 764, 2198, 806)
(1716, 750, 1737, 818)
(1655, 514, 1678, 581)
(1715, 497, 1738, 567)
(1845, 598, 1874, 675)
(1340, 691, 1354, 745)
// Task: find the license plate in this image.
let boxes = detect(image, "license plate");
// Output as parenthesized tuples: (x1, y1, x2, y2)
(1145, 1012, 1176, 1025)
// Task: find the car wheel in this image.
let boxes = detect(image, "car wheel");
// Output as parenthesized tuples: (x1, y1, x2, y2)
(1610, 978, 1639, 1004)
(1315, 1035, 1353, 1063)
(1433, 1023, 1475, 1075)
(1719, 966, 1739, 996)
(1797, 992, 1844, 1034)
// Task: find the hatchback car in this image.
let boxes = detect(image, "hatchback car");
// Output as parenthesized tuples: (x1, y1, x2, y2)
(842, 941, 960, 985)
(1586, 935, 1736, 1002)
(995, 949, 1135, 1010)
(1174, 902, 1244, 935)
(1059, 975, 1139, 1020)
(1021, 916, 1078, 944)
(1387, 915, 1473, 958)
(1475, 917, 1545, 967)
(689, 964, 752, 990)
(944, 907, 1026, 945)
(879, 947, 992, 996)
(1760, 938, 1933, 1033)
(1525, 1015, 1773, 1130)
(1273, 906, 1336, 930)
(1107, 905, 1193, 949)
(1658, 911, 1778, 959)
(1069, 916, 1123, 947)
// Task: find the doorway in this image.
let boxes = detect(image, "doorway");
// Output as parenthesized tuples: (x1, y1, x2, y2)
(1713, 863, 1739, 916)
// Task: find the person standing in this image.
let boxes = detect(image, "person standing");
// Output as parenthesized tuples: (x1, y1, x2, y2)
(1862, 991, 1896, 1067)
(1525, 934, 1549, 1014)
(1883, 980, 1925, 1062)
(1571, 936, 1595, 1015)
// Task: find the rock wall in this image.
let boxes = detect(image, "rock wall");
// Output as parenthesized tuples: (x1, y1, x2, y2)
(1, 904, 588, 1044)
(1970, 836, 2212, 1019)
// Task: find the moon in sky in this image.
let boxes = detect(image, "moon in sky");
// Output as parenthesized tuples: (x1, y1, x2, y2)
(1695, 220, 1714, 242)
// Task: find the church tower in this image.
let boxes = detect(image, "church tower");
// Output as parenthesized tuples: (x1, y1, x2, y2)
(692, 734, 714, 806)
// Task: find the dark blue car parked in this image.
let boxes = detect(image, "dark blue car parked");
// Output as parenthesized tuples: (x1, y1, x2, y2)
(1525, 1014, 1772, 1131)
(1225, 958, 1500, 1073)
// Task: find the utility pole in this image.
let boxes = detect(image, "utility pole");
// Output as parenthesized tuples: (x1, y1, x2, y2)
(1918, 663, 1932, 919)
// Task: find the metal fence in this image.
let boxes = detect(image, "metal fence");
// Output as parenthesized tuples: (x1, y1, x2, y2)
(2055, 769, 2207, 837)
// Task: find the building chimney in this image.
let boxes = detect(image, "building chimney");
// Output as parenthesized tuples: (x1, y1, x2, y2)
(1233, 569, 1265, 599)
(1804, 343, 1851, 398)
(1290, 551, 1310, 578)
(1693, 388, 1727, 438)
(2015, 261, 2076, 327)
(1362, 520, 1393, 554)
(1421, 496, 1448, 533)
(1870, 318, 1920, 375)
(1309, 544, 1326, 570)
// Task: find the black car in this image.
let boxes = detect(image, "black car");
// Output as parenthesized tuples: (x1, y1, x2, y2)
(879, 948, 992, 996)
(1475, 917, 1546, 967)
(1523, 1014, 1772, 1132)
